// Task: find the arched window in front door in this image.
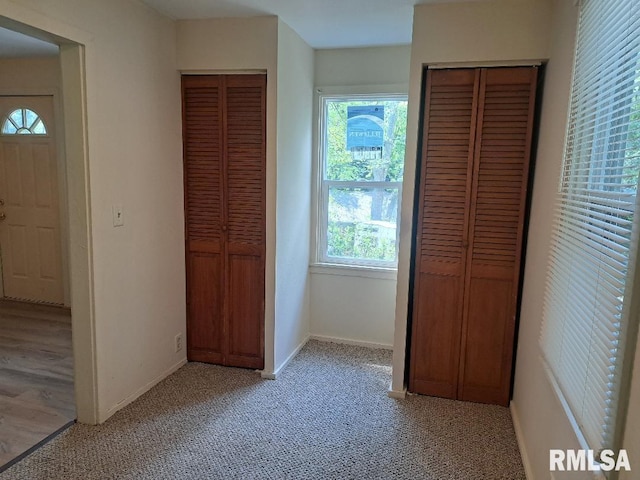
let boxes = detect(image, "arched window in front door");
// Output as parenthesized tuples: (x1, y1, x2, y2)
(1, 108, 47, 135)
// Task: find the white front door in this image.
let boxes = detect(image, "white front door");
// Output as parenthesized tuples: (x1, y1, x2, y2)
(0, 96, 64, 304)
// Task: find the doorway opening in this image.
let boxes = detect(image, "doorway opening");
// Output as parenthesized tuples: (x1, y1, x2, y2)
(0, 18, 95, 470)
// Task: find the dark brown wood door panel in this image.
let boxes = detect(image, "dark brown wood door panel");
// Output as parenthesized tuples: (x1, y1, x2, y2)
(409, 69, 479, 399)
(410, 66, 537, 406)
(187, 253, 224, 363)
(183, 75, 225, 364)
(460, 276, 513, 404)
(458, 67, 537, 405)
(227, 254, 264, 369)
(224, 75, 265, 370)
(182, 74, 266, 370)
(410, 272, 462, 398)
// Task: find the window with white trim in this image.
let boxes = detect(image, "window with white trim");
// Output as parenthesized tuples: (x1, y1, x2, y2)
(540, 0, 640, 457)
(317, 94, 407, 268)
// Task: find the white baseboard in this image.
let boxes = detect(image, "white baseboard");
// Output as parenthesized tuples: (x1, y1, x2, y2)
(101, 357, 187, 422)
(309, 334, 393, 350)
(261, 335, 310, 380)
(510, 401, 534, 480)
(387, 387, 407, 399)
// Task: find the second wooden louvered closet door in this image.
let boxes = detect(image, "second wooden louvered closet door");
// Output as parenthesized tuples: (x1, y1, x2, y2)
(183, 74, 266, 370)
(409, 67, 537, 406)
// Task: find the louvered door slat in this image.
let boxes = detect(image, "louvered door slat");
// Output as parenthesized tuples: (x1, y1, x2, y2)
(409, 69, 479, 399)
(226, 80, 265, 252)
(184, 86, 223, 245)
(459, 67, 537, 405)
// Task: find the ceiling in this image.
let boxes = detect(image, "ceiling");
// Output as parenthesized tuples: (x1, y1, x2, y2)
(0, 26, 59, 58)
(141, 0, 480, 49)
(0, 0, 484, 56)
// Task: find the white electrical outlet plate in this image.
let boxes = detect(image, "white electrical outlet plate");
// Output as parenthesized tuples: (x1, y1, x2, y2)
(112, 205, 124, 227)
(175, 333, 183, 353)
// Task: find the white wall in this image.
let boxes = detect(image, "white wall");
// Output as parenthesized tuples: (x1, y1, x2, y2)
(0, 0, 186, 422)
(310, 272, 397, 347)
(176, 16, 280, 375)
(392, 0, 553, 394)
(0, 56, 59, 89)
(315, 45, 411, 88)
(273, 20, 314, 372)
(310, 45, 410, 348)
(622, 319, 640, 479)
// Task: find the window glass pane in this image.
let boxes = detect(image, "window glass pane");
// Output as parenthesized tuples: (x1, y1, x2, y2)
(325, 99, 407, 182)
(1, 121, 17, 134)
(624, 75, 640, 192)
(9, 109, 23, 127)
(25, 108, 38, 129)
(31, 119, 46, 135)
(327, 187, 398, 262)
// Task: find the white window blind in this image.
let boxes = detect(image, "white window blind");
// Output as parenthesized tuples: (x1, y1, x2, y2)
(540, 0, 640, 454)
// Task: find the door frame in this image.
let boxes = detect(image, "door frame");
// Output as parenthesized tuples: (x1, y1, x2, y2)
(0, 12, 99, 424)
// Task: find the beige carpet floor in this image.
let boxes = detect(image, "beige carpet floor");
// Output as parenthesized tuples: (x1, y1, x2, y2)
(0, 340, 525, 479)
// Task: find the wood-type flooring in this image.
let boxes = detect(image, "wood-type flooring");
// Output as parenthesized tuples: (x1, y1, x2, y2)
(0, 300, 75, 470)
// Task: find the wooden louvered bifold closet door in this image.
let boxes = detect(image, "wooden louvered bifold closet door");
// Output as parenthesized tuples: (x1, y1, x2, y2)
(408, 69, 479, 399)
(409, 67, 537, 406)
(183, 74, 265, 370)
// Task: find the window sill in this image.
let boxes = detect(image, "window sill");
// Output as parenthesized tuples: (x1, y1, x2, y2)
(309, 263, 398, 280)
